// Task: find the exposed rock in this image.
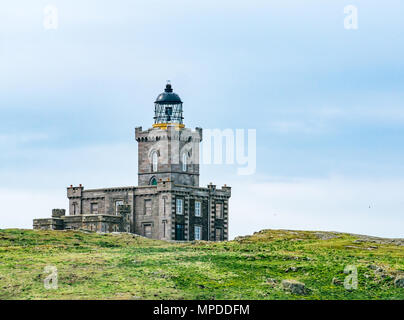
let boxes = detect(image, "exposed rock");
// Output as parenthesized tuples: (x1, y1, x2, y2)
(370, 265, 389, 279)
(314, 232, 338, 240)
(376, 267, 385, 273)
(346, 245, 376, 250)
(236, 230, 404, 246)
(281, 280, 309, 295)
(283, 255, 300, 261)
(353, 235, 404, 246)
(394, 276, 404, 288)
(79, 229, 94, 234)
(266, 278, 278, 286)
(234, 236, 248, 241)
(285, 266, 300, 273)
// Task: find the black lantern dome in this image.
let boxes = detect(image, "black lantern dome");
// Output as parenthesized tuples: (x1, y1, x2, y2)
(155, 83, 182, 104)
(153, 82, 184, 128)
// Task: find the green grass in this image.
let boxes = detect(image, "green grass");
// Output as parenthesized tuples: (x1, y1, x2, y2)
(0, 228, 403, 300)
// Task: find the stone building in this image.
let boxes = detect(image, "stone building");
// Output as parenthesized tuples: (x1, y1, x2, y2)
(33, 83, 231, 241)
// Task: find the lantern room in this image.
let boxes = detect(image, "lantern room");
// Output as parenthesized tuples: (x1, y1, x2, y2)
(153, 81, 184, 129)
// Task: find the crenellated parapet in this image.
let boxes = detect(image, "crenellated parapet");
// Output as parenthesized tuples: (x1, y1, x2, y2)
(135, 126, 202, 142)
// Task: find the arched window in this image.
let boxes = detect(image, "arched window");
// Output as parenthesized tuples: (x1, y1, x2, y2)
(152, 151, 158, 172)
(150, 177, 157, 186)
(182, 153, 187, 172)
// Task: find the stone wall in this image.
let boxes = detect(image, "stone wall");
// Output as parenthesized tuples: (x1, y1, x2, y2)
(33, 218, 64, 230)
(135, 126, 202, 187)
(67, 186, 135, 233)
(34, 182, 230, 242)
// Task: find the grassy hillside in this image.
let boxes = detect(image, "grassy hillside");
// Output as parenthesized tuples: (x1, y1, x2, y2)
(0, 228, 403, 300)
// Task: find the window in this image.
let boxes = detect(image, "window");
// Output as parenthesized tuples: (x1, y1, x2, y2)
(215, 202, 223, 219)
(115, 200, 124, 215)
(195, 201, 201, 217)
(176, 198, 183, 215)
(165, 106, 173, 119)
(162, 196, 167, 216)
(144, 199, 152, 215)
(72, 203, 77, 215)
(215, 228, 223, 241)
(175, 224, 185, 240)
(152, 151, 158, 172)
(144, 224, 152, 238)
(182, 153, 187, 172)
(194, 225, 202, 240)
(91, 203, 98, 214)
(162, 221, 166, 238)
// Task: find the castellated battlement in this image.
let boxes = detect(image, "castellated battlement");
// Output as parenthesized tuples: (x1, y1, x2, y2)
(135, 126, 202, 143)
(52, 209, 65, 218)
(67, 184, 83, 198)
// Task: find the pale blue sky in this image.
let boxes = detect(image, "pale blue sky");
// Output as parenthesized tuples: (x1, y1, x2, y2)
(1, 1, 403, 237)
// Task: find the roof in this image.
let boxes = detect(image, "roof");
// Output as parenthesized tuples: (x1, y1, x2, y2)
(154, 83, 182, 104)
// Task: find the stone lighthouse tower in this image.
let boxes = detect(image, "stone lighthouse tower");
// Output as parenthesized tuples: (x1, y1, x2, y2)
(135, 82, 202, 187)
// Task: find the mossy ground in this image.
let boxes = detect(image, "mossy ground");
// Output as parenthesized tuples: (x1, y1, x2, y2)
(0, 228, 403, 300)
